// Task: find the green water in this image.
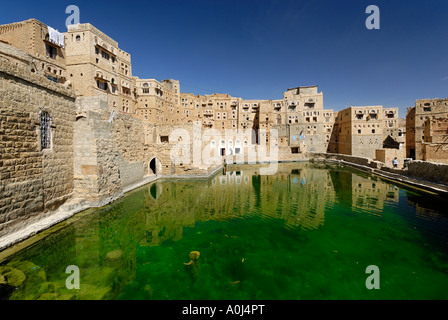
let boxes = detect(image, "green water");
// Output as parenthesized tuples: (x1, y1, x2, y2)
(1, 162, 448, 300)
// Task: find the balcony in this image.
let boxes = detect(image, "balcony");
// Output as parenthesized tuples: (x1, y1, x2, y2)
(94, 71, 109, 82)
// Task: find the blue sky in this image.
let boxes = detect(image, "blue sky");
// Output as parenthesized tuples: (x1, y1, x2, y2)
(1, 0, 447, 118)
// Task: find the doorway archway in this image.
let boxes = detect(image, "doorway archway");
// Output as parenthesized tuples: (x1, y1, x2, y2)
(150, 158, 157, 175)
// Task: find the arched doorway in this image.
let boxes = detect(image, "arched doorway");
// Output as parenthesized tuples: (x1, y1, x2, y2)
(150, 158, 157, 175)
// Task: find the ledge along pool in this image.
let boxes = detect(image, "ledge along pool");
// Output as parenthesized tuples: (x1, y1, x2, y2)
(1, 162, 448, 300)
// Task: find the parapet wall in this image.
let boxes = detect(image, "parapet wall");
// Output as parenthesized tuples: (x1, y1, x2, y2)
(306, 152, 448, 190)
(407, 160, 448, 185)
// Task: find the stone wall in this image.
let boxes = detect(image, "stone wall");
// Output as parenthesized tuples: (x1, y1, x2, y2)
(375, 148, 406, 169)
(306, 152, 372, 167)
(118, 158, 144, 188)
(73, 96, 222, 206)
(0, 56, 76, 236)
(74, 97, 123, 204)
(407, 161, 448, 185)
(307, 152, 448, 188)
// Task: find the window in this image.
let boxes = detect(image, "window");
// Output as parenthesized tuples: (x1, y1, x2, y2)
(101, 51, 110, 60)
(143, 88, 150, 94)
(160, 136, 169, 143)
(97, 80, 108, 91)
(423, 107, 431, 112)
(40, 112, 51, 150)
(76, 35, 81, 42)
(46, 44, 57, 59)
(372, 129, 376, 134)
(46, 75, 58, 83)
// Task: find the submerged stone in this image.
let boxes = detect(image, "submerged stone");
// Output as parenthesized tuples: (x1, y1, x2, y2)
(0, 267, 26, 287)
(105, 250, 123, 261)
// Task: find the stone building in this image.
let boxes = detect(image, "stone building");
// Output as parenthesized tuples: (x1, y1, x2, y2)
(171, 85, 333, 158)
(329, 105, 403, 163)
(281, 86, 335, 154)
(0, 18, 67, 85)
(421, 118, 448, 164)
(331, 106, 385, 158)
(406, 98, 448, 160)
(0, 29, 76, 236)
(64, 23, 136, 114)
(135, 78, 180, 123)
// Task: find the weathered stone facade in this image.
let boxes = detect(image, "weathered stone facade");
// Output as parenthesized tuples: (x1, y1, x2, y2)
(0, 45, 76, 236)
(421, 118, 448, 164)
(0, 19, 67, 85)
(406, 98, 448, 160)
(65, 23, 136, 114)
(329, 105, 403, 160)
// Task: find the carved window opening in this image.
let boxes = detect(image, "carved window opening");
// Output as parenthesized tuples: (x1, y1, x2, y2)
(45, 44, 57, 59)
(40, 112, 51, 150)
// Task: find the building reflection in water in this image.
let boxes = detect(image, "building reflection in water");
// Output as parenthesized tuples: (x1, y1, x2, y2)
(138, 162, 405, 247)
(3, 162, 446, 300)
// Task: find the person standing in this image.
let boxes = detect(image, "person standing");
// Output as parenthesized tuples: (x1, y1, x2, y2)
(392, 157, 398, 168)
